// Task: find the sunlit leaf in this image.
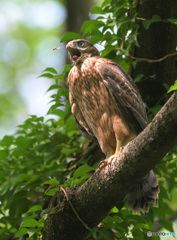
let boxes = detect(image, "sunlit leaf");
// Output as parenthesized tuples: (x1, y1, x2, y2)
(167, 80, 177, 93)
(168, 18, 177, 25)
(110, 206, 119, 213)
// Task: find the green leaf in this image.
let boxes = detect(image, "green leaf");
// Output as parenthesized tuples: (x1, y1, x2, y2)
(133, 223, 151, 230)
(127, 27, 140, 47)
(15, 228, 28, 237)
(57, 73, 65, 80)
(60, 32, 83, 42)
(132, 228, 145, 240)
(113, 215, 124, 223)
(110, 206, 119, 213)
(101, 45, 116, 57)
(159, 219, 173, 232)
(103, 216, 115, 228)
(42, 67, 57, 74)
(102, 0, 112, 8)
(167, 80, 177, 93)
(91, 6, 104, 14)
(47, 84, 60, 92)
(44, 179, 59, 196)
(27, 205, 42, 213)
(39, 73, 55, 79)
(134, 74, 144, 83)
(43, 179, 58, 185)
(142, 15, 161, 30)
(0, 135, 14, 147)
(21, 219, 38, 228)
(63, 64, 72, 72)
(73, 165, 95, 179)
(47, 108, 65, 118)
(45, 187, 58, 196)
(14, 174, 30, 186)
(26, 175, 40, 185)
(81, 20, 104, 35)
(71, 174, 91, 187)
(168, 18, 177, 25)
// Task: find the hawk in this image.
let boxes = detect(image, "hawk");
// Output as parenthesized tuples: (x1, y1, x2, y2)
(66, 39, 159, 213)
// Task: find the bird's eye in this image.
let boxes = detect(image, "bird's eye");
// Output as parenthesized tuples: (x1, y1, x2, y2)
(78, 41, 85, 47)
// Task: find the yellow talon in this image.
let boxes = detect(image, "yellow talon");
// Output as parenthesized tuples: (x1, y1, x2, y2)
(96, 141, 123, 174)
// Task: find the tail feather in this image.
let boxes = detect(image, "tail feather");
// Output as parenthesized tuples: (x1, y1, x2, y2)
(127, 170, 159, 213)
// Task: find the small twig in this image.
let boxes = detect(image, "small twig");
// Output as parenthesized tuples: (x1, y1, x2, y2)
(60, 187, 92, 231)
(119, 48, 177, 63)
(128, 51, 177, 63)
(136, 17, 146, 21)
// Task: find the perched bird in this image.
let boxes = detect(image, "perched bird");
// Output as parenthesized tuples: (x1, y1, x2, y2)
(66, 39, 159, 213)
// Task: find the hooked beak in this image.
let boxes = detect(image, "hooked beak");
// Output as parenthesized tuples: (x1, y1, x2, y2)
(66, 42, 81, 62)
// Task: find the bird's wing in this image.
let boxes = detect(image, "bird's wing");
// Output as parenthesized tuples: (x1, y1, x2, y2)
(73, 116, 99, 145)
(96, 58, 148, 134)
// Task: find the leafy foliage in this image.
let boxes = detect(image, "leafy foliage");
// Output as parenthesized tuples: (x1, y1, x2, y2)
(0, 67, 87, 239)
(85, 0, 140, 69)
(0, 0, 177, 239)
(168, 80, 177, 93)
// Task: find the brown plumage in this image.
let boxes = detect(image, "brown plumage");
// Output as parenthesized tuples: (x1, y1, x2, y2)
(66, 39, 159, 213)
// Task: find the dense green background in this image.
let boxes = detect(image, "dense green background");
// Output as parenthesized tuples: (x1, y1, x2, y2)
(0, 0, 177, 239)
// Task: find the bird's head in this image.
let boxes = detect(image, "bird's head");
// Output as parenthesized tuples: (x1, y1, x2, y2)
(66, 39, 100, 65)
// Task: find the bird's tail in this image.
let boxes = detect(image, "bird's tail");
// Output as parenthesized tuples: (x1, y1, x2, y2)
(127, 170, 159, 213)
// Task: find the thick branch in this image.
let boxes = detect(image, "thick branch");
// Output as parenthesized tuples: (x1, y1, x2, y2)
(42, 92, 177, 240)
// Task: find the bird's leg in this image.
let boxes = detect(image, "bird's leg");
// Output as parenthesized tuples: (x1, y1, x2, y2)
(96, 140, 122, 174)
(107, 139, 122, 164)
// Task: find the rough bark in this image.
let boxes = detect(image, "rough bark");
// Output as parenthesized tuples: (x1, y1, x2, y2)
(42, 91, 177, 240)
(66, 0, 92, 33)
(131, 0, 177, 107)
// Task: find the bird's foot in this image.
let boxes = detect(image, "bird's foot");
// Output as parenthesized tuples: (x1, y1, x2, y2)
(95, 155, 116, 174)
(95, 147, 124, 174)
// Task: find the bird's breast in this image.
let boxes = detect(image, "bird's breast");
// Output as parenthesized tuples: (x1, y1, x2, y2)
(69, 65, 114, 122)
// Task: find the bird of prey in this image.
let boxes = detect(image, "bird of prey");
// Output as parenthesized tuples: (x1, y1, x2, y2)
(66, 39, 159, 213)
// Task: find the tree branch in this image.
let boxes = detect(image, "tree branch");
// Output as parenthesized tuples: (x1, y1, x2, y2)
(42, 92, 177, 240)
(118, 47, 177, 63)
(128, 51, 177, 63)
